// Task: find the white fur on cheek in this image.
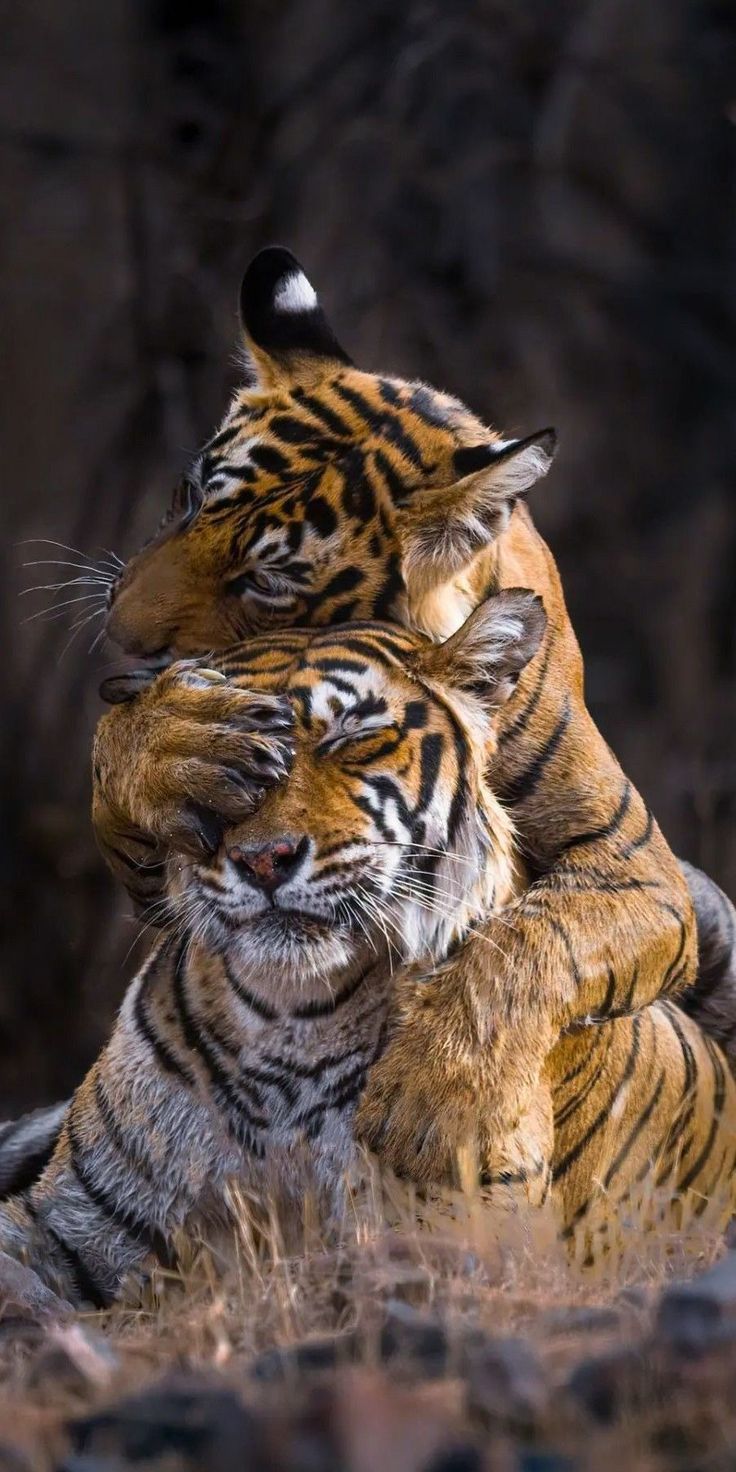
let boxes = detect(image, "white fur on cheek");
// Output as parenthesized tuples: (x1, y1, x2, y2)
(273, 272, 318, 313)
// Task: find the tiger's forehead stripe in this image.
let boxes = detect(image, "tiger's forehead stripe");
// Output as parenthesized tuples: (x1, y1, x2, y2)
(198, 369, 467, 517)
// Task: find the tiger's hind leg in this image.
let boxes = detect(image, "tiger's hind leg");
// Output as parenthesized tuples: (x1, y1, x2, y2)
(549, 1001, 736, 1259)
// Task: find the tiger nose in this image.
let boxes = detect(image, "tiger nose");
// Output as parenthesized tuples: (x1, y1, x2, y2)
(227, 836, 308, 892)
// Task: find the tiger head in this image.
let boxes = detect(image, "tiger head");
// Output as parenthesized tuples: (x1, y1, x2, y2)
(168, 588, 545, 999)
(106, 247, 556, 659)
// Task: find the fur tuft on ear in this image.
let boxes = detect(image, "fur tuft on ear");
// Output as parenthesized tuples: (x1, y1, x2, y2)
(418, 588, 547, 709)
(400, 428, 558, 603)
(453, 428, 557, 486)
(239, 246, 352, 384)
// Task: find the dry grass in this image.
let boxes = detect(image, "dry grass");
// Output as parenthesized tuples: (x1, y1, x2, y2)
(0, 1169, 732, 1468)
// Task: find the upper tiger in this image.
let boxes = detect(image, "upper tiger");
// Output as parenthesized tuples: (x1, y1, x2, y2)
(106, 247, 556, 660)
(93, 245, 711, 1187)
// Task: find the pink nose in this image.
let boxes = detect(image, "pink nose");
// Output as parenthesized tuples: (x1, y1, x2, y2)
(227, 837, 306, 892)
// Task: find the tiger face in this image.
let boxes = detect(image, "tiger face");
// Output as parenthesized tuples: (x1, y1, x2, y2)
(167, 589, 545, 999)
(106, 248, 556, 658)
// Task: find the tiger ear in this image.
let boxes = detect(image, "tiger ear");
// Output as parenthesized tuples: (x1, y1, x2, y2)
(399, 429, 557, 602)
(417, 588, 547, 709)
(239, 246, 352, 389)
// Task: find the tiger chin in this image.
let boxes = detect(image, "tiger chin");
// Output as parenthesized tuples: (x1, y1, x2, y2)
(1, 593, 735, 1317)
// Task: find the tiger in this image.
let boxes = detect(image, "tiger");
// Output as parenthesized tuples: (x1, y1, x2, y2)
(81, 246, 735, 1190)
(2, 598, 734, 1315)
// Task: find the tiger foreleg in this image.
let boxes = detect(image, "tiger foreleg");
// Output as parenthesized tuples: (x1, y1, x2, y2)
(0, 956, 238, 1309)
(92, 661, 294, 914)
(355, 970, 557, 1187)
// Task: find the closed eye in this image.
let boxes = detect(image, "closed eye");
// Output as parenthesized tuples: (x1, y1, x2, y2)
(316, 695, 397, 758)
(226, 569, 297, 601)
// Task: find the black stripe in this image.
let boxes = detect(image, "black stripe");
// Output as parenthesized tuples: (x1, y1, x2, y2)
(535, 870, 661, 896)
(265, 1044, 366, 1082)
(656, 1005, 698, 1182)
(480, 1159, 546, 1188)
(558, 1030, 605, 1087)
(546, 916, 582, 988)
(602, 1069, 666, 1190)
(93, 1073, 155, 1184)
(662, 918, 689, 991)
(600, 965, 617, 1015)
(679, 1116, 719, 1194)
(293, 388, 353, 438)
(291, 966, 370, 1020)
(312, 656, 369, 676)
(66, 1114, 173, 1267)
(312, 633, 408, 666)
(333, 382, 431, 472)
(133, 963, 198, 1088)
(554, 1033, 611, 1127)
(23, 1195, 112, 1311)
(501, 696, 571, 805)
(416, 732, 444, 817)
(497, 640, 552, 747)
(172, 949, 267, 1144)
(619, 807, 655, 859)
(557, 782, 632, 855)
(220, 955, 278, 1020)
(372, 447, 407, 502)
(292, 1063, 368, 1129)
(553, 1015, 641, 1183)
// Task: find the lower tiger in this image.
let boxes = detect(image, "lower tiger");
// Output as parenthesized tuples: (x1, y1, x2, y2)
(1, 593, 734, 1311)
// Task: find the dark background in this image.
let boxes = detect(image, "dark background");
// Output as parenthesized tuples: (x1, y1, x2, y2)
(1, 0, 734, 1112)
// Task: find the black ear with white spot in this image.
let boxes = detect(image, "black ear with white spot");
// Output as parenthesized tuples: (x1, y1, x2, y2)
(419, 588, 547, 709)
(239, 246, 352, 384)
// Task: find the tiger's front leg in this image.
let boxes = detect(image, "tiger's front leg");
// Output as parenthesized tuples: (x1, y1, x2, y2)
(92, 660, 294, 915)
(357, 693, 697, 1185)
(0, 944, 239, 1310)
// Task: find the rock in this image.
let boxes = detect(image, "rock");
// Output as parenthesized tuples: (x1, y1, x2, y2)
(250, 1333, 357, 1383)
(657, 1251, 736, 1349)
(377, 1302, 454, 1377)
(464, 1337, 548, 1432)
(65, 1379, 264, 1471)
(565, 1347, 655, 1425)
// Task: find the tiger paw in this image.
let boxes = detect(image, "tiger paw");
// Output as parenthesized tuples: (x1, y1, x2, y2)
(355, 976, 481, 1185)
(94, 662, 295, 860)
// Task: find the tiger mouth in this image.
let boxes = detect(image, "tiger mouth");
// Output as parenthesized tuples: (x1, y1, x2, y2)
(251, 907, 335, 935)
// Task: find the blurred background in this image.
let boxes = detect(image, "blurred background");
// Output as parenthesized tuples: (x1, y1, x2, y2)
(1, 0, 734, 1112)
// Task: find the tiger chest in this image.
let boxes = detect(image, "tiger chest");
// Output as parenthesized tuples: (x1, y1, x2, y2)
(229, 986, 389, 1193)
